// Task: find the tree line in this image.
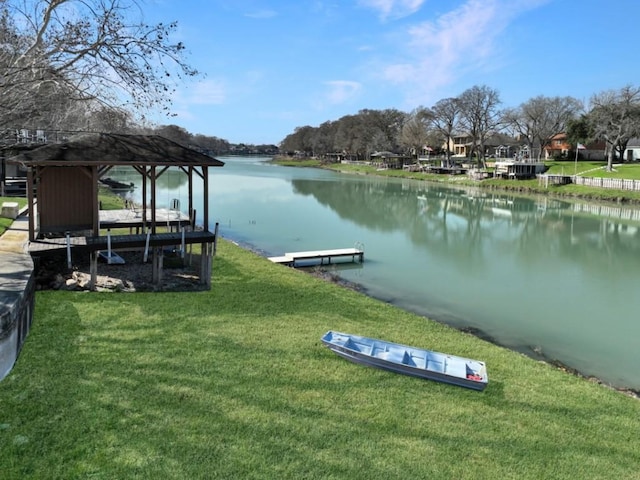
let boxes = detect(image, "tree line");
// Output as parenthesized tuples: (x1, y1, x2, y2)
(2, 1, 639, 168)
(280, 84, 640, 172)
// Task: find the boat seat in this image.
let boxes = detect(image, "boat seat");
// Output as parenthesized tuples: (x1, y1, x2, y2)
(377, 348, 405, 363)
(426, 355, 445, 373)
(343, 338, 361, 352)
(401, 351, 417, 367)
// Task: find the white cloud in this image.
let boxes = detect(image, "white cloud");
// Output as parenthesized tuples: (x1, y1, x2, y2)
(187, 79, 228, 105)
(359, 0, 426, 20)
(380, 0, 550, 105)
(322, 80, 362, 105)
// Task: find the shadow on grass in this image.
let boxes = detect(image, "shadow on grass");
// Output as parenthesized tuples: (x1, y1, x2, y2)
(2, 242, 640, 478)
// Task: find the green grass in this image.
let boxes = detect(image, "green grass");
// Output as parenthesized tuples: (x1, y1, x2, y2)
(98, 187, 127, 210)
(273, 158, 324, 168)
(1, 240, 639, 479)
(592, 163, 640, 179)
(288, 159, 640, 204)
(0, 197, 27, 235)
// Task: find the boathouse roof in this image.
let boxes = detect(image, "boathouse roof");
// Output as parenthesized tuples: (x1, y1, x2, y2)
(6, 132, 224, 167)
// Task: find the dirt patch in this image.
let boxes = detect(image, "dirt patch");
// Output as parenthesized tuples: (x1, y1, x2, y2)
(34, 249, 208, 292)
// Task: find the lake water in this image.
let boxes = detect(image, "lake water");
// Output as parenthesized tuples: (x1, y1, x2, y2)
(111, 156, 640, 390)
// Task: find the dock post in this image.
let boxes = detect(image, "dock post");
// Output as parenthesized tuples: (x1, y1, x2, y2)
(152, 247, 163, 285)
(107, 229, 112, 264)
(143, 228, 151, 263)
(65, 231, 72, 269)
(90, 251, 98, 291)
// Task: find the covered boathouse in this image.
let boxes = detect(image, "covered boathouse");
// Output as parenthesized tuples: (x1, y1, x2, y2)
(7, 132, 225, 289)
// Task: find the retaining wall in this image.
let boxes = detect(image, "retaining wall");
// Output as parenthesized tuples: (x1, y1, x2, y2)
(0, 252, 35, 380)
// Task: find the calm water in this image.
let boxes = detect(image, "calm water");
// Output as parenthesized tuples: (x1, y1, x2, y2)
(111, 156, 640, 390)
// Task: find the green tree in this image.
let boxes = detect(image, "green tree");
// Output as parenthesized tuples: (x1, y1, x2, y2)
(565, 115, 592, 147)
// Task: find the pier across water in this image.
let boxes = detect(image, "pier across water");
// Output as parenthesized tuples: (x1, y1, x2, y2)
(268, 248, 364, 267)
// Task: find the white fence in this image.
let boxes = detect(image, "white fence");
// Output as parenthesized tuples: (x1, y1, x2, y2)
(573, 176, 640, 192)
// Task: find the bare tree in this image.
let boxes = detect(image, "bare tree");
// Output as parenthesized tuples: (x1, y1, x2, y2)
(358, 108, 406, 155)
(430, 97, 460, 166)
(312, 120, 338, 158)
(502, 95, 582, 161)
(333, 115, 364, 159)
(152, 124, 192, 146)
(458, 85, 502, 168)
(191, 133, 230, 154)
(400, 107, 431, 159)
(589, 85, 640, 171)
(280, 125, 315, 156)
(0, 0, 198, 130)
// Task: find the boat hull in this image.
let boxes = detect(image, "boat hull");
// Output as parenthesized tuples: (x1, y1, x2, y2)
(321, 331, 488, 391)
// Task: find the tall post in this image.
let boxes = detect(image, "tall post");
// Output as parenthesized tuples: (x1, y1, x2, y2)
(150, 165, 157, 234)
(27, 167, 35, 241)
(202, 166, 209, 232)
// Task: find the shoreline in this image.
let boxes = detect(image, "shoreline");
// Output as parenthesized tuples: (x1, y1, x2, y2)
(227, 236, 640, 399)
(271, 156, 640, 206)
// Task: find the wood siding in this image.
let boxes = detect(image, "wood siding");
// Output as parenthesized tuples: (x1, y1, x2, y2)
(38, 166, 94, 233)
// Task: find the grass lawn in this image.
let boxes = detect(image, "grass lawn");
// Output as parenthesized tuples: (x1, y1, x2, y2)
(1, 240, 639, 479)
(297, 159, 640, 204)
(587, 162, 640, 179)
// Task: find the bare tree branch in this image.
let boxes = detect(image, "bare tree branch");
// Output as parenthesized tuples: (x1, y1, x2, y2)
(0, 0, 199, 130)
(589, 85, 640, 171)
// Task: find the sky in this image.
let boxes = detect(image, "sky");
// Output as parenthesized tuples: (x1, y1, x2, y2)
(143, 0, 639, 145)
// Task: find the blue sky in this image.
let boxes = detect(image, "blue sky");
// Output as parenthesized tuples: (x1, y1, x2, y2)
(144, 0, 638, 145)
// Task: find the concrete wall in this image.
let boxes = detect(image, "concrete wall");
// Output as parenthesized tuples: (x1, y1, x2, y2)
(0, 252, 35, 380)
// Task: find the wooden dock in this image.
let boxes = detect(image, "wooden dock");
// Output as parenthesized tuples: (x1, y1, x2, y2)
(28, 230, 216, 255)
(268, 248, 364, 267)
(99, 208, 192, 231)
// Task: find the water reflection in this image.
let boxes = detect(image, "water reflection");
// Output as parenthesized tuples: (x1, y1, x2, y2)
(294, 176, 640, 274)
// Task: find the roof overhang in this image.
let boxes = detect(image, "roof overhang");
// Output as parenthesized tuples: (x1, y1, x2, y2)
(5, 133, 225, 168)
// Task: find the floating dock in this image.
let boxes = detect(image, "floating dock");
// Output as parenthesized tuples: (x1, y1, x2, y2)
(268, 248, 364, 267)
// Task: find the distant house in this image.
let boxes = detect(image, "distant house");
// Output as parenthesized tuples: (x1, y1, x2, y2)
(624, 138, 640, 162)
(544, 133, 605, 160)
(484, 133, 520, 158)
(544, 133, 572, 159)
(448, 132, 519, 158)
(449, 133, 472, 157)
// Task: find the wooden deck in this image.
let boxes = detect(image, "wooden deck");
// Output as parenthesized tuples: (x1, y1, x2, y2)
(99, 208, 191, 230)
(29, 230, 216, 255)
(269, 248, 364, 267)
